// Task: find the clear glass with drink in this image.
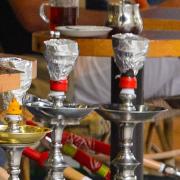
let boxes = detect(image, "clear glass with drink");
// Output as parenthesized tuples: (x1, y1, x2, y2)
(40, 0, 79, 36)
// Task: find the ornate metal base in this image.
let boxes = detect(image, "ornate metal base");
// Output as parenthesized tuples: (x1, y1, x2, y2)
(112, 123, 139, 180)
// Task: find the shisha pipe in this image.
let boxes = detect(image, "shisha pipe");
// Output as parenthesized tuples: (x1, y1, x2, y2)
(44, 39, 79, 180)
(25, 39, 96, 180)
(0, 99, 50, 180)
(95, 33, 166, 180)
(0, 58, 51, 180)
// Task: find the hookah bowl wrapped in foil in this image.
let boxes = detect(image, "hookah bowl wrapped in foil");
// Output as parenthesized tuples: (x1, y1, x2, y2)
(112, 33, 149, 110)
(112, 33, 149, 75)
(0, 57, 32, 108)
(44, 39, 79, 106)
(44, 39, 78, 81)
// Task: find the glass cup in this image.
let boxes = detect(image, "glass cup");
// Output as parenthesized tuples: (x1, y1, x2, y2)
(40, 0, 79, 36)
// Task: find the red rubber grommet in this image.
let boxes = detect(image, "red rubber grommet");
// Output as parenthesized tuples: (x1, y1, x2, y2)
(50, 79, 68, 92)
(119, 76, 137, 89)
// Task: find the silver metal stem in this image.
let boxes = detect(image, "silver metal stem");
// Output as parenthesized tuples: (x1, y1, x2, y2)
(119, 94, 136, 111)
(5, 115, 22, 133)
(113, 123, 140, 180)
(46, 120, 67, 180)
(5, 147, 24, 180)
(48, 91, 66, 108)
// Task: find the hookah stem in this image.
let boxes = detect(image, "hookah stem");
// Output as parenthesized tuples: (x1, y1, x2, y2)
(23, 148, 92, 180)
(50, 122, 64, 162)
(26, 120, 110, 155)
(7, 147, 24, 180)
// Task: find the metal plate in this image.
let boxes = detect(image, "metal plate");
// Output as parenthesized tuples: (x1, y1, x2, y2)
(24, 95, 97, 122)
(26, 101, 97, 119)
(96, 104, 167, 123)
(0, 125, 51, 144)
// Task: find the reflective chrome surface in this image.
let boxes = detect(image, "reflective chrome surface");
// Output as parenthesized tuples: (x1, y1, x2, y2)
(106, 2, 143, 34)
(96, 104, 166, 123)
(96, 104, 166, 180)
(0, 125, 51, 144)
(25, 99, 97, 125)
(1, 145, 30, 180)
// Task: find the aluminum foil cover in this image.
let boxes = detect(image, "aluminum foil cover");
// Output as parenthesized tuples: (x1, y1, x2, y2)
(44, 39, 79, 81)
(0, 57, 32, 107)
(112, 33, 149, 75)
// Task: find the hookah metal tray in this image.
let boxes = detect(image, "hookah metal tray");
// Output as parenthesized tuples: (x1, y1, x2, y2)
(24, 95, 97, 121)
(0, 125, 51, 144)
(96, 104, 167, 123)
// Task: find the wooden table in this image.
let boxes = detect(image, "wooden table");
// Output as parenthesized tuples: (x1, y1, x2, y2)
(32, 30, 180, 58)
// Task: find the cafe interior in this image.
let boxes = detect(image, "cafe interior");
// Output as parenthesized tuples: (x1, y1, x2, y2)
(0, 0, 180, 180)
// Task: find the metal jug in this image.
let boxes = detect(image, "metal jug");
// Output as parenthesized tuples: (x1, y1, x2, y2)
(106, 1, 143, 34)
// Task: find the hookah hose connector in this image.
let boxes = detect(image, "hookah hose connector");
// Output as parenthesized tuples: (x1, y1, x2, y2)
(50, 79, 68, 92)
